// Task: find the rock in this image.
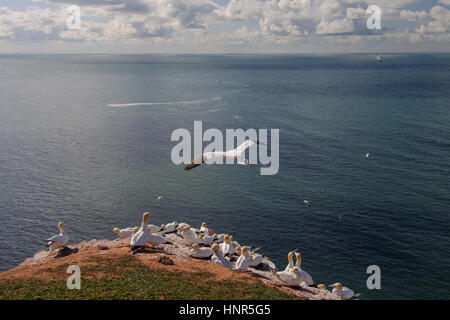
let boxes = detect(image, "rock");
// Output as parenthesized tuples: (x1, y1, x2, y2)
(55, 247, 78, 258)
(158, 255, 174, 265)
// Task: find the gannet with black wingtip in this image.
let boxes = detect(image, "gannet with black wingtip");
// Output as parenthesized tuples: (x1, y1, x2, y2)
(200, 233, 215, 245)
(249, 250, 263, 267)
(180, 226, 202, 245)
(330, 283, 355, 300)
(210, 243, 232, 269)
(130, 212, 150, 251)
(200, 222, 209, 234)
(184, 140, 263, 170)
(188, 243, 213, 259)
(161, 221, 178, 233)
(46, 222, 69, 252)
(234, 246, 251, 270)
(113, 226, 138, 239)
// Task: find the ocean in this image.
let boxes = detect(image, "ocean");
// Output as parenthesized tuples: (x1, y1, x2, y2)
(0, 53, 449, 299)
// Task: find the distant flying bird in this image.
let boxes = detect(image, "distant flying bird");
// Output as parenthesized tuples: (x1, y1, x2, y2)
(46, 222, 69, 252)
(184, 140, 262, 171)
(156, 196, 162, 200)
(304, 200, 310, 206)
(376, 54, 383, 62)
(365, 153, 370, 159)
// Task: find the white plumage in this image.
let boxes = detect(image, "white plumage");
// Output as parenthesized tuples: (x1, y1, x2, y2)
(46, 222, 69, 252)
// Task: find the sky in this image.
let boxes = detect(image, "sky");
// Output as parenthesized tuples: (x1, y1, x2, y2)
(0, 0, 449, 53)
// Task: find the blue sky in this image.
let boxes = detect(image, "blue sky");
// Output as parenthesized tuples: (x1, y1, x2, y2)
(0, 0, 449, 53)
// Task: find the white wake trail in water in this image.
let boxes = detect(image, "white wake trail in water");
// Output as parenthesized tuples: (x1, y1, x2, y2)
(108, 96, 222, 108)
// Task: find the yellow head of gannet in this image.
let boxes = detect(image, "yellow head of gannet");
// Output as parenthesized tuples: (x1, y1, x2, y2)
(223, 234, 230, 243)
(240, 246, 249, 256)
(295, 252, 302, 267)
(58, 222, 65, 232)
(201, 222, 206, 228)
(211, 243, 219, 253)
(229, 235, 234, 242)
(330, 283, 343, 292)
(183, 226, 190, 232)
(133, 226, 139, 232)
(192, 243, 200, 250)
(292, 266, 300, 274)
(142, 212, 150, 226)
(113, 227, 120, 235)
(317, 284, 326, 290)
(287, 251, 294, 265)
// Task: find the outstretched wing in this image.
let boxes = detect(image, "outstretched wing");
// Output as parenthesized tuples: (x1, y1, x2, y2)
(233, 140, 260, 155)
(184, 155, 205, 170)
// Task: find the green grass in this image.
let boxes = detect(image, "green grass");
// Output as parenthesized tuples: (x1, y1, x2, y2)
(0, 255, 298, 300)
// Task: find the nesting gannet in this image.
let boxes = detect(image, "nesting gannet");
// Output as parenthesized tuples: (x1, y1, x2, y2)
(277, 266, 311, 286)
(177, 222, 190, 230)
(147, 224, 161, 233)
(220, 234, 235, 256)
(215, 233, 226, 242)
(317, 284, 328, 293)
(210, 243, 233, 269)
(376, 54, 383, 62)
(200, 222, 209, 234)
(200, 234, 215, 245)
(180, 227, 202, 245)
(294, 252, 314, 285)
(365, 152, 370, 159)
(188, 243, 213, 259)
(184, 140, 262, 170)
(113, 227, 137, 239)
(161, 221, 178, 232)
(148, 232, 170, 246)
(234, 246, 251, 270)
(130, 212, 151, 251)
(249, 251, 263, 267)
(46, 222, 69, 252)
(330, 283, 355, 300)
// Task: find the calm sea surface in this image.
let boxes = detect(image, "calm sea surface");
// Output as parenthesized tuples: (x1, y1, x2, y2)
(0, 53, 449, 299)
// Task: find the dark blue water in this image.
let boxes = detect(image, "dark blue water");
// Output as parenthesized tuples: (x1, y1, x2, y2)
(0, 53, 449, 299)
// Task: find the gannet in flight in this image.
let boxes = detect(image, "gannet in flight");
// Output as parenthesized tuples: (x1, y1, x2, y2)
(211, 243, 232, 269)
(46, 222, 69, 252)
(156, 196, 162, 200)
(365, 152, 370, 159)
(234, 246, 251, 270)
(330, 283, 356, 300)
(184, 140, 262, 170)
(130, 212, 151, 251)
(304, 200, 310, 206)
(376, 54, 383, 62)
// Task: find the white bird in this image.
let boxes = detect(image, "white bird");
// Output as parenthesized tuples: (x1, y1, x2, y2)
(234, 246, 251, 270)
(130, 212, 151, 251)
(215, 233, 226, 242)
(220, 234, 235, 256)
(200, 222, 209, 234)
(376, 54, 383, 62)
(200, 234, 215, 245)
(294, 252, 314, 285)
(113, 226, 137, 239)
(330, 283, 356, 300)
(210, 244, 232, 269)
(161, 221, 177, 232)
(304, 200, 310, 206)
(156, 196, 163, 200)
(46, 222, 69, 252)
(147, 224, 161, 233)
(365, 152, 370, 159)
(249, 252, 263, 267)
(284, 249, 297, 272)
(184, 140, 262, 170)
(188, 243, 213, 259)
(148, 233, 170, 246)
(177, 222, 190, 230)
(180, 227, 202, 245)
